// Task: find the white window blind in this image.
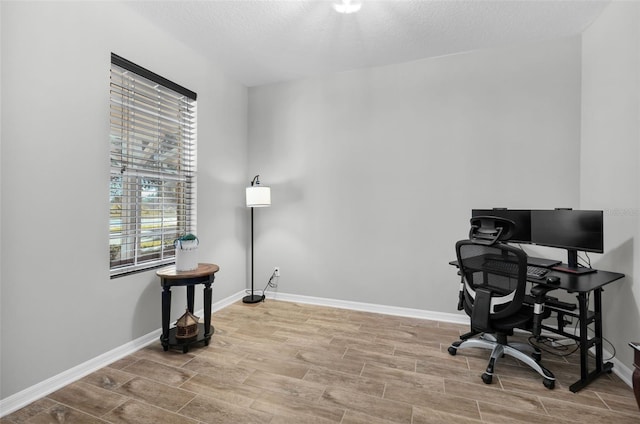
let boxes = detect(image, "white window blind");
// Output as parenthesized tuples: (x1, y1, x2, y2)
(109, 53, 197, 277)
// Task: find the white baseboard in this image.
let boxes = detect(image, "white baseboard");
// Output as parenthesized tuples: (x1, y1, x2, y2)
(610, 356, 633, 387)
(265, 291, 470, 325)
(0, 329, 161, 417)
(1, 290, 633, 417)
(0, 290, 245, 417)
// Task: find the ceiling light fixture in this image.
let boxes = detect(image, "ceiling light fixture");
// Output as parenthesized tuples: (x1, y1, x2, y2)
(333, 0, 362, 14)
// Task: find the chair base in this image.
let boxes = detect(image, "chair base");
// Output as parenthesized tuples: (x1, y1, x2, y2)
(448, 333, 555, 389)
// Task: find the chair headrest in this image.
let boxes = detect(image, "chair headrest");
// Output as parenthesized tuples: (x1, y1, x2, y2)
(469, 216, 515, 245)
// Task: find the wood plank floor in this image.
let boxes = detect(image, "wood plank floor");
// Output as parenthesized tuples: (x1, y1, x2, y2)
(2, 299, 638, 423)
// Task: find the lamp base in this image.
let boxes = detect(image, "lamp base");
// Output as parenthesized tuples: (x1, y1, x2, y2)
(242, 294, 265, 304)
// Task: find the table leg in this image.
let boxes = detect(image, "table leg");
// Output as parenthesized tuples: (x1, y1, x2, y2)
(204, 282, 213, 342)
(161, 286, 171, 351)
(187, 285, 195, 313)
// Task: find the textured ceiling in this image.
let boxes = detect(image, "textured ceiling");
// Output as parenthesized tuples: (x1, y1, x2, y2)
(125, 0, 610, 87)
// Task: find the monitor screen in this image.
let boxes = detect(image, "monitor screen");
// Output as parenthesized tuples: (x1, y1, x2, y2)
(530, 209, 604, 253)
(471, 209, 532, 244)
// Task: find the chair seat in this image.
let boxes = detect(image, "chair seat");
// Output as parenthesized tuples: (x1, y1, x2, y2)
(466, 302, 533, 334)
(490, 308, 532, 332)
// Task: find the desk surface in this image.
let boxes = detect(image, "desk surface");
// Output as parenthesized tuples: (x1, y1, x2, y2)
(543, 267, 624, 293)
(449, 259, 624, 293)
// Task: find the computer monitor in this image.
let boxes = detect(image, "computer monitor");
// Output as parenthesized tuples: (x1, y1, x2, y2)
(530, 209, 603, 272)
(471, 209, 531, 244)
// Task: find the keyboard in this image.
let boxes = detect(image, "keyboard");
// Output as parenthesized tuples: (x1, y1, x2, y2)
(482, 260, 549, 280)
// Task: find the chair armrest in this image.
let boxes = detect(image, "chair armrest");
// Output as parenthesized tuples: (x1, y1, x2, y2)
(471, 287, 493, 332)
(530, 284, 559, 337)
(457, 271, 465, 310)
(530, 284, 557, 299)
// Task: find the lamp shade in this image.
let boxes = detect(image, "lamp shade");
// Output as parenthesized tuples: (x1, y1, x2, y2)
(246, 186, 271, 207)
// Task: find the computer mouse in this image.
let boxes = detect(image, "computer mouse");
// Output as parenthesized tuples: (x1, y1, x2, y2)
(546, 276, 561, 285)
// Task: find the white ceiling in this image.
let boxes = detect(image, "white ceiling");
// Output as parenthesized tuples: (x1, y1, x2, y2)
(125, 0, 610, 87)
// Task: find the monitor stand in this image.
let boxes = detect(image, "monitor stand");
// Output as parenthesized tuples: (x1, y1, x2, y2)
(527, 256, 562, 268)
(551, 250, 597, 275)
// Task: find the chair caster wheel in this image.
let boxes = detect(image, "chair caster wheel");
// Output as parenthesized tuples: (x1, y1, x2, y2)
(543, 378, 555, 389)
(448, 346, 457, 356)
(481, 373, 492, 384)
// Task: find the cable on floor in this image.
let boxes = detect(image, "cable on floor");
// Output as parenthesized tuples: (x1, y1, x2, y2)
(529, 335, 580, 357)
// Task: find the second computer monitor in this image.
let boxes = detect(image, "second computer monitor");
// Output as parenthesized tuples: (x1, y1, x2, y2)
(530, 209, 604, 254)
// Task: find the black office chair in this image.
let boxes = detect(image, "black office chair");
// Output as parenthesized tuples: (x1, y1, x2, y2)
(447, 216, 557, 389)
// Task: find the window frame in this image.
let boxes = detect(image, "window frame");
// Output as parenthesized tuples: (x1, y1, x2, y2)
(109, 53, 197, 277)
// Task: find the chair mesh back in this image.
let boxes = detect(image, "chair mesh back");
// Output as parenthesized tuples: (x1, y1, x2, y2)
(456, 240, 528, 321)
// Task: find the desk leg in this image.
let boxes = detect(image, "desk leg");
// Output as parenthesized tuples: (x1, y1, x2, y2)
(569, 288, 612, 392)
(594, 289, 604, 370)
(594, 289, 613, 375)
(161, 286, 171, 351)
(203, 282, 213, 344)
(578, 292, 589, 384)
(569, 292, 591, 392)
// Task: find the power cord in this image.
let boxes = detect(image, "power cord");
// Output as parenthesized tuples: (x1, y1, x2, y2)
(260, 269, 279, 297)
(528, 309, 580, 357)
(529, 335, 580, 357)
(529, 297, 617, 362)
(244, 269, 279, 301)
(577, 251, 592, 269)
(572, 292, 615, 361)
(575, 313, 617, 362)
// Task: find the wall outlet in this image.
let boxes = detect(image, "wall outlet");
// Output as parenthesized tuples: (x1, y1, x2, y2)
(274, 267, 280, 277)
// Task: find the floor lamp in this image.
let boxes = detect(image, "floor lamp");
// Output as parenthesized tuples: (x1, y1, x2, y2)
(244, 175, 271, 304)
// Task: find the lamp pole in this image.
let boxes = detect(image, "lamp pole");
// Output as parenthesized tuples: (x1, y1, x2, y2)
(244, 175, 269, 303)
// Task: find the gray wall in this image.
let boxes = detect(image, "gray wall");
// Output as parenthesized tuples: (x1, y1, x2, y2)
(0, 2, 248, 398)
(581, 1, 640, 374)
(248, 36, 582, 311)
(3, 0, 638, 404)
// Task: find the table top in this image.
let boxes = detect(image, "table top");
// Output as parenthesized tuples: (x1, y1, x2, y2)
(545, 267, 624, 293)
(449, 258, 624, 293)
(156, 263, 219, 280)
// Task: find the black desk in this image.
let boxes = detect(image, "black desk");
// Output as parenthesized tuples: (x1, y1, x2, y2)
(540, 266, 624, 392)
(450, 259, 624, 392)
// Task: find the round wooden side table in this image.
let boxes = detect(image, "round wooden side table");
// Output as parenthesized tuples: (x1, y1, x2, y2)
(157, 263, 220, 353)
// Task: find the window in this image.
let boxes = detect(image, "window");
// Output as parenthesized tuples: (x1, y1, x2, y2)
(109, 53, 197, 277)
